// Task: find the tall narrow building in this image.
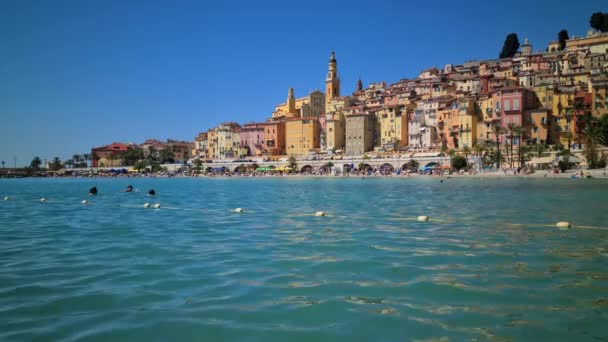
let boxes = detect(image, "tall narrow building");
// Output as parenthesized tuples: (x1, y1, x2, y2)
(326, 51, 340, 107)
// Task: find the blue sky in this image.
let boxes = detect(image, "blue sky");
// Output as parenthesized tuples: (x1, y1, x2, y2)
(0, 0, 604, 166)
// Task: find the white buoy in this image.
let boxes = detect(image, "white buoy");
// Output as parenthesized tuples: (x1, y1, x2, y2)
(314, 211, 326, 217)
(40, 198, 47, 203)
(417, 215, 429, 222)
(81, 200, 88, 204)
(143, 203, 151, 208)
(3, 196, 9, 201)
(153, 203, 161, 209)
(556, 221, 571, 230)
(233, 208, 244, 213)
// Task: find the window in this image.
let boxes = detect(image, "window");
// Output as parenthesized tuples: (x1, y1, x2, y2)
(513, 99, 520, 110)
(504, 100, 510, 111)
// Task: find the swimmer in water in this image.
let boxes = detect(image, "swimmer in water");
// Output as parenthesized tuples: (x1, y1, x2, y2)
(89, 186, 98, 195)
(148, 189, 155, 196)
(125, 185, 133, 192)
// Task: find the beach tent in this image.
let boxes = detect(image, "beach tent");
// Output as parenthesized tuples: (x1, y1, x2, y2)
(529, 156, 554, 167)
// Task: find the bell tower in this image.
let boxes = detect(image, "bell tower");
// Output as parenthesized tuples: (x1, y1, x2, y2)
(325, 51, 340, 107)
(287, 87, 296, 114)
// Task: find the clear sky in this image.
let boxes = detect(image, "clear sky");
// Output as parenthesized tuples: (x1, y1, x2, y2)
(0, 0, 604, 166)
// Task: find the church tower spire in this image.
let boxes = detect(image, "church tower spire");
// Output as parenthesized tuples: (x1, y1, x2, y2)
(287, 87, 296, 114)
(325, 51, 340, 107)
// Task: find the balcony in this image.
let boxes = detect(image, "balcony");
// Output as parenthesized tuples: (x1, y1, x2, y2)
(460, 128, 472, 133)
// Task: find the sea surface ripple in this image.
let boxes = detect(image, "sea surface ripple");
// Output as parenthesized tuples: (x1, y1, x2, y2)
(1, 177, 608, 341)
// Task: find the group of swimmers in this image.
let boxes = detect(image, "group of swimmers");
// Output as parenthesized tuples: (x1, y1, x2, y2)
(88, 185, 156, 196)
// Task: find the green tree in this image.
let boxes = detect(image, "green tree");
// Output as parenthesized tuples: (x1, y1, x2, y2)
(193, 158, 203, 174)
(448, 149, 456, 166)
(506, 123, 518, 168)
(583, 125, 605, 169)
(146, 146, 159, 164)
(532, 144, 547, 158)
(564, 132, 573, 151)
(472, 143, 486, 168)
(134, 160, 147, 172)
(50, 157, 62, 171)
(83, 153, 91, 167)
(599, 114, 608, 144)
(288, 156, 298, 173)
(499, 33, 520, 59)
(122, 147, 144, 166)
(72, 154, 82, 167)
(558, 29, 569, 50)
(150, 161, 162, 173)
(590, 12, 608, 32)
(30, 156, 42, 170)
(491, 125, 504, 168)
(452, 155, 467, 170)
(159, 147, 175, 164)
(461, 146, 471, 166)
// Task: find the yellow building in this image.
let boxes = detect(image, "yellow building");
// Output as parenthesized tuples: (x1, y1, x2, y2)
(533, 85, 556, 109)
(272, 89, 325, 119)
(458, 99, 477, 148)
(207, 130, 217, 160)
(475, 96, 496, 144)
(326, 51, 340, 107)
(525, 109, 550, 145)
(285, 118, 320, 156)
(377, 106, 408, 149)
(566, 30, 608, 54)
(551, 91, 576, 146)
(325, 97, 350, 152)
(590, 76, 608, 117)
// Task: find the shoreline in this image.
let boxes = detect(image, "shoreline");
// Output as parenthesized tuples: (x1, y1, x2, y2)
(7, 169, 606, 180)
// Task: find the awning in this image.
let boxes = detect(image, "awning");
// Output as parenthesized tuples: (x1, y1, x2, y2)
(557, 155, 581, 163)
(529, 156, 554, 164)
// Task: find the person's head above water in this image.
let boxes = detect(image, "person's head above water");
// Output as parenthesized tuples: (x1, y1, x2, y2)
(89, 186, 98, 195)
(125, 185, 133, 192)
(148, 189, 155, 196)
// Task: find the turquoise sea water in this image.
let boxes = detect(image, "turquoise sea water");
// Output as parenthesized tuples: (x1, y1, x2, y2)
(1, 177, 608, 341)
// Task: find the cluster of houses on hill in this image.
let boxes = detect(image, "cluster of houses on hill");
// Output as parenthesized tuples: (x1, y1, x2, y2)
(94, 30, 608, 165)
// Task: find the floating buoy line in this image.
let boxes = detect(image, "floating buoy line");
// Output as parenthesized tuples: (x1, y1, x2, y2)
(1, 194, 606, 231)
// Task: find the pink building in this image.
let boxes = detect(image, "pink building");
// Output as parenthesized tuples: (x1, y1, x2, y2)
(492, 87, 537, 144)
(239, 123, 266, 156)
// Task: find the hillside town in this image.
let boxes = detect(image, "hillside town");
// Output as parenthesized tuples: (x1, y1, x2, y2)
(79, 28, 608, 174)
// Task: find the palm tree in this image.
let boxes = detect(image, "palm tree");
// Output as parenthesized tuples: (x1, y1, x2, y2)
(461, 146, 471, 167)
(564, 132, 573, 151)
(512, 125, 523, 167)
(288, 156, 298, 173)
(72, 154, 82, 167)
(472, 144, 485, 169)
(448, 149, 456, 167)
(83, 153, 91, 168)
(583, 125, 605, 169)
(51, 157, 62, 171)
(491, 125, 504, 169)
(533, 144, 547, 158)
(30, 156, 42, 170)
(506, 123, 518, 168)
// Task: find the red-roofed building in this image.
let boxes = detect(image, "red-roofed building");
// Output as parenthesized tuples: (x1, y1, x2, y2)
(91, 143, 128, 167)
